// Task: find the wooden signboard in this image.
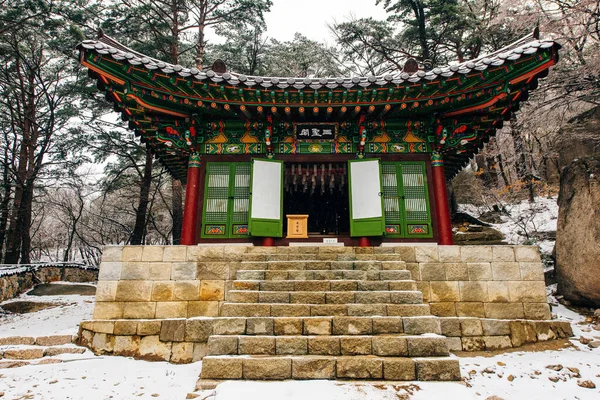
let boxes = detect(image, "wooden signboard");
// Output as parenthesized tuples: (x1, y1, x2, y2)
(294, 123, 337, 141)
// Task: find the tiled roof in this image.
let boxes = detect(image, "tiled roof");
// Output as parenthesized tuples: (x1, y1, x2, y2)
(78, 31, 556, 91)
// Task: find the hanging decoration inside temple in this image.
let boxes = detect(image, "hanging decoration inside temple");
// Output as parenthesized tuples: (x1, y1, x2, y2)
(284, 163, 347, 195)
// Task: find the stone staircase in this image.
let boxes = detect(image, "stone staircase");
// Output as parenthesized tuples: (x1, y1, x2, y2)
(0, 335, 88, 368)
(200, 256, 460, 382)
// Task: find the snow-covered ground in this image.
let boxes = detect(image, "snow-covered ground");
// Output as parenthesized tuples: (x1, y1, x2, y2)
(0, 286, 95, 338)
(1, 283, 599, 399)
(459, 196, 559, 255)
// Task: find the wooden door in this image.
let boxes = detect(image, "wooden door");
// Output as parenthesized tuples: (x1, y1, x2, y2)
(201, 162, 251, 238)
(381, 162, 432, 238)
(348, 159, 385, 237)
(248, 159, 284, 237)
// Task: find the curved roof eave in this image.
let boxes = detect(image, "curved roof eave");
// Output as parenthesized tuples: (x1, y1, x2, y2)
(76, 30, 559, 92)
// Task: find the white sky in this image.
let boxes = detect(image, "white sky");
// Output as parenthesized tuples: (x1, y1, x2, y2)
(263, 0, 388, 43)
(207, 0, 389, 44)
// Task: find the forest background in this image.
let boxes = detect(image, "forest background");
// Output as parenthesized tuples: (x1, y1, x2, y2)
(0, 0, 597, 266)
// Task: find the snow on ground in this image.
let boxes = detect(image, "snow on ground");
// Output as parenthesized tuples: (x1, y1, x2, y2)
(0, 286, 95, 338)
(459, 196, 559, 256)
(0, 356, 202, 400)
(2, 271, 600, 399)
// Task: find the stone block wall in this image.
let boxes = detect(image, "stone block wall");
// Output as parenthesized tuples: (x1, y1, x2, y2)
(0, 266, 98, 302)
(77, 317, 573, 363)
(409, 245, 551, 320)
(93, 245, 550, 321)
(95, 245, 235, 320)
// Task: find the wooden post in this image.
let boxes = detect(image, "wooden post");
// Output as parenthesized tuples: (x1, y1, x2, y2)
(181, 153, 201, 245)
(359, 237, 371, 247)
(431, 152, 454, 245)
(262, 237, 275, 247)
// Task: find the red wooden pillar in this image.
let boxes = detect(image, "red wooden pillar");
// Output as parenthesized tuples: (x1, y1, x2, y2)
(358, 237, 371, 247)
(431, 152, 454, 245)
(262, 237, 275, 247)
(181, 153, 201, 245)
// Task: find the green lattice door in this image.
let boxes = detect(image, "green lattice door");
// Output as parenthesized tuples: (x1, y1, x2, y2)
(201, 162, 251, 238)
(382, 162, 432, 238)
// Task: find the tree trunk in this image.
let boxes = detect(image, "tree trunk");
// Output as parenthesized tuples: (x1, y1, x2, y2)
(18, 181, 34, 264)
(4, 134, 29, 264)
(5, 57, 35, 263)
(510, 114, 528, 180)
(410, 1, 430, 61)
(167, 5, 184, 245)
(497, 153, 511, 188)
(0, 147, 12, 257)
(130, 146, 153, 245)
(172, 178, 183, 244)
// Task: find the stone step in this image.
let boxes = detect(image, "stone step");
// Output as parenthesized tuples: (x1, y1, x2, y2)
(259, 254, 411, 262)
(238, 260, 406, 271)
(0, 335, 75, 346)
(200, 355, 461, 381)
(212, 316, 441, 336)
(236, 269, 412, 281)
(207, 334, 449, 357)
(0, 345, 86, 360)
(228, 290, 423, 305)
(233, 279, 417, 291)
(219, 303, 431, 317)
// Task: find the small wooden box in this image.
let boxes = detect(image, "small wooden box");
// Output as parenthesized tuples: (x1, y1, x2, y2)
(286, 214, 309, 239)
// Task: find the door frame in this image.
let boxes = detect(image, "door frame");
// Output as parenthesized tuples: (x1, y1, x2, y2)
(196, 153, 439, 244)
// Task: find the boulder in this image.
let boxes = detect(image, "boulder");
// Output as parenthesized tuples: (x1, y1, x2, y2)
(555, 156, 600, 307)
(545, 107, 600, 183)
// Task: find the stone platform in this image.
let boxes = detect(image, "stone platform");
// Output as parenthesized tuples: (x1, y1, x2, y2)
(78, 245, 573, 383)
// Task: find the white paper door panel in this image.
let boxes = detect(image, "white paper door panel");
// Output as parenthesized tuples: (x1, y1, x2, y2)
(250, 160, 282, 220)
(350, 160, 382, 220)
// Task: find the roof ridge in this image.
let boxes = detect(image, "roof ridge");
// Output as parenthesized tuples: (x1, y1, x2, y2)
(77, 30, 558, 90)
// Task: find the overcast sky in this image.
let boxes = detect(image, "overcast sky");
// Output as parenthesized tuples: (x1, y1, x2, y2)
(264, 0, 388, 42)
(208, 0, 389, 44)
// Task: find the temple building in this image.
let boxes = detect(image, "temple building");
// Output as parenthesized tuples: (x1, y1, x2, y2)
(77, 29, 559, 246)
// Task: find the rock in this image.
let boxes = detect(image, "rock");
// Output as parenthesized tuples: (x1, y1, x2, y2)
(577, 380, 596, 389)
(0, 361, 29, 368)
(0, 337, 34, 346)
(138, 336, 172, 362)
(37, 359, 62, 365)
(485, 396, 505, 400)
(2, 349, 44, 360)
(546, 364, 563, 371)
(580, 336, 592, 345)
(594, 309, 600, 317)
(555, 156, 600, 307)
(546, 107, 600, 183)
(43, 347, 86, 357)
(588, 341, 600, 348)
(549, 376, 559, 383)
(35, 335, 73, 346)
(567, 367, 581, 378)
(507, 375, 515, 382)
